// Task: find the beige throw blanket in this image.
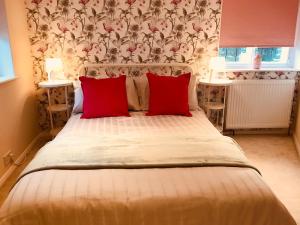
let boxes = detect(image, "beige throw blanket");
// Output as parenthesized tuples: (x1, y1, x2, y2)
(20, 135, 259, 180)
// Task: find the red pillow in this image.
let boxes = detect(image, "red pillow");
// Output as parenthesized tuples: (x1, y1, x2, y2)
(80, 75, 129, 118)
(146, 72, 192, 117)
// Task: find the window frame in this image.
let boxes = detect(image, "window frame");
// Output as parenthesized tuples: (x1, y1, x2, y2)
(0, 0, 15, 83)
(0, 40, 15, 82)
(221, 47, 295, 70)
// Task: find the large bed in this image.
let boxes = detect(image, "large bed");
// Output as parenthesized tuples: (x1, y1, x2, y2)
(0, 64, 296, 225)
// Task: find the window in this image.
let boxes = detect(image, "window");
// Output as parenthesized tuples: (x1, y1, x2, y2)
(219, 47, 293, 69)
(0, 38, 14, 80)
(0, 0, 15, 82)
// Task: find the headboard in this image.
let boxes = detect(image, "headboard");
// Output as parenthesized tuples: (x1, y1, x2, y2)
(78, 63, 195, 78)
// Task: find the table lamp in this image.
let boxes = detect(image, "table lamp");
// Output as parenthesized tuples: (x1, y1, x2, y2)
(209, 56, 226, 81)
(45, 58, 63, 81)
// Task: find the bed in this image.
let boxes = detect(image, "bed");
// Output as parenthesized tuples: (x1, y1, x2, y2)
(0, 64, 296, 225)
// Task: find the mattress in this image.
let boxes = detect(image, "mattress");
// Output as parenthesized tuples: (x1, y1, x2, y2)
(0, 110, 296, 225)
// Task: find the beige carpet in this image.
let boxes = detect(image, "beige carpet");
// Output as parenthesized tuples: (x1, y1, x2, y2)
(0, 134, 299, 224)
(0, 137, 48, 205)
(234, 134, 300, 224)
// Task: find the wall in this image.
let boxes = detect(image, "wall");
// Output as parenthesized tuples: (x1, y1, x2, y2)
(25, 0, 222, 129)
(0, 0, 40, 177)
(293, 1, 300, 156)
(25, 0, 300, 132)
(294, 86, 300, 156)
(294, 80, 300, 156)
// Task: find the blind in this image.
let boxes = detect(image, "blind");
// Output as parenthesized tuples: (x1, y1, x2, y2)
(219, 0, 299, 48)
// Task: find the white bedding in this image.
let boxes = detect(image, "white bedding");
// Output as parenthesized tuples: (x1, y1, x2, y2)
(0, 110, 296, 225)
(59, 110, 221, 138)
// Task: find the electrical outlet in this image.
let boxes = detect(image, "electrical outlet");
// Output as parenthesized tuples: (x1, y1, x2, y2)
(2, 151, 12, 167)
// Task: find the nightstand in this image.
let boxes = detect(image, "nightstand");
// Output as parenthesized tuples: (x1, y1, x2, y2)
(199, 79, 232, 132)
(38, 80, 73, 137)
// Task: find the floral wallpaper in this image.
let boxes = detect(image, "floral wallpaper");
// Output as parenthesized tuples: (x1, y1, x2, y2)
(25, 0, 221, 128)
(227, 71, 298, 80)
(25, 0, 299, 133)
(26, 0, 221, 83)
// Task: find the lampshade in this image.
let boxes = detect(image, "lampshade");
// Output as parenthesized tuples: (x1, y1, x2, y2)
(45, 58, 63, 72)
(209, 57, 226, 71)
(45, 58, 63, 80)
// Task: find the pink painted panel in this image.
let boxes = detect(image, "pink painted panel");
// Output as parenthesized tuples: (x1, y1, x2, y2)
(220, 0, 299, 47)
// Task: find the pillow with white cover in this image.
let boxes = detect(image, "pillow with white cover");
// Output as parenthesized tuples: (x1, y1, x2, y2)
(73, 76, 140, 114)
(134, 74, 198, 111)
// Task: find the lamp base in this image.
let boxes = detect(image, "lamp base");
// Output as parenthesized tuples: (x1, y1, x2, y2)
(208, 70, 213, 82)
(47, 71, 52, 81)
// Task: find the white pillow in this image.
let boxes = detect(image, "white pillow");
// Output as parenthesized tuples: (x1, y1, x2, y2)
(126, 77, 141, 111)
(133, 75, 149, 111)
(73, 86, 83, 113)
(188, 75, 199, 110)
(72, 77, 140, 114)
(134, 74, 199, 111)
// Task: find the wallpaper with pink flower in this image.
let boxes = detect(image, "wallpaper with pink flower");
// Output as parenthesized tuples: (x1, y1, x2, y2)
(25, 0, 221, 128)
(25, 0, 299, 131)
(26, 0, 221, 84)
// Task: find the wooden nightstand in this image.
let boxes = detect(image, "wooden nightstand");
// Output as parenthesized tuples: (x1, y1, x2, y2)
(199, 79, 232, 132)
(38, 80, 73, 137)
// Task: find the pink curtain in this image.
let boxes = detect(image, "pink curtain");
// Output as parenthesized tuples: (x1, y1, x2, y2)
(219, 0, 299, 48)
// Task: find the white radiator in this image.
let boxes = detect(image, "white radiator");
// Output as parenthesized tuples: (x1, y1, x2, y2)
(226, 80, 295, 129)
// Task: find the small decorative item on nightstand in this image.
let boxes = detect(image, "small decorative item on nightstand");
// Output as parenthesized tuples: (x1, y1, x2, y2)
(253, 53, 262, 69)
(38, 80, 73, 138)
(199, 79, 232, 133)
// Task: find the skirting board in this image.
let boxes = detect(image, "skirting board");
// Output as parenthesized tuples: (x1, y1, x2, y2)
(0, 131, 48, 188)
(293, 133, 300, 157)
(223, 128, 289, 136)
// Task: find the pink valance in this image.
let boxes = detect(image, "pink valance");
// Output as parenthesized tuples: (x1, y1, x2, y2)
(219, 0, 299, 48)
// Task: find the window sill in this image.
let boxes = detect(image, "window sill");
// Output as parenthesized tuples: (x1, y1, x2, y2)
(0, 77, 18, 84)
(222, 68, 300, 73)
